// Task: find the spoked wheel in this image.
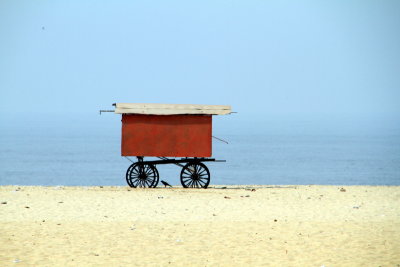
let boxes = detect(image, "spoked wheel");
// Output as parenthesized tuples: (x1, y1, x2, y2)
(126, 163, 159, 188)
(180, 162, 210, 188)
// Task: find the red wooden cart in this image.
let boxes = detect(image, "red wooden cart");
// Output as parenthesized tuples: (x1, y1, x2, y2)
(102, 103, 232, 188)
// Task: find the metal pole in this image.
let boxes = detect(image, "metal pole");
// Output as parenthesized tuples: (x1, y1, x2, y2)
(212, 135, 229, 144)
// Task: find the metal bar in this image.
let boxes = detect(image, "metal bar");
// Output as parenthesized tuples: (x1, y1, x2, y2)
(212, 135, 229, 144)
(136, 158, 221, 165)
(158, 157, 186, 168)
(99, 110, 115, 115)
(124, 157, 135, 163)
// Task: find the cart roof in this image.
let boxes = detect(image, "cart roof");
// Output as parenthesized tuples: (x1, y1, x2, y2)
(113, 103, 232, 115)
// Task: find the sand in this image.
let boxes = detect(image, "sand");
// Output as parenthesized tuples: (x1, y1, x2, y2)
(0, 185, 399, 266)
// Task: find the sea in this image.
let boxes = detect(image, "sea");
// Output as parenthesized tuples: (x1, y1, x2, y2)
(1, 114, 399, 186)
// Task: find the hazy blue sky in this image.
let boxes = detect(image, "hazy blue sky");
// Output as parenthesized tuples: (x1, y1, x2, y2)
(1, 0, 399, 124)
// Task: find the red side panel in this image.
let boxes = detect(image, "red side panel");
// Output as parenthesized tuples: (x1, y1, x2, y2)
(121, 114, 212, 157)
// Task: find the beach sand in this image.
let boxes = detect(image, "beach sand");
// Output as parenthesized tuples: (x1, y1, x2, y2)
(0, 185, 399, 266)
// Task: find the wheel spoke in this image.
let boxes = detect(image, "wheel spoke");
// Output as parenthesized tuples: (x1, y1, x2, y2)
(131, 171, 140, 177)
(139, 165, 145, 174)
(130, 174, 139, 180)
(149, 175, 155, 183)
(145, 179, 151, 187)
(144, 165, 152, 175)
(132, 179, 140, 187)
(183, 169, 192, 175)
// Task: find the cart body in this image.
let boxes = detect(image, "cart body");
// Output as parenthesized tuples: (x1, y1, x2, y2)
(121, 114, 212, 157)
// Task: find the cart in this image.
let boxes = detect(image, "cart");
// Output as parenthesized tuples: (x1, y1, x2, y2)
(101, 103, 232, 188)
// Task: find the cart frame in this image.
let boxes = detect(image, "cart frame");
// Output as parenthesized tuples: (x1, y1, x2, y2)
(125, 156, 226, 189)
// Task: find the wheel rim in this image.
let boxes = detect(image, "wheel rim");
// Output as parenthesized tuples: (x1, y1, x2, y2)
(180, 162, 210, 188)
(126, 163, 159, 188)
(151, 166, 160, 188)
(125, 164, 135, 187)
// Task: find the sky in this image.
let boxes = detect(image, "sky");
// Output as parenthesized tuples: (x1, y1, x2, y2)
(1, 0, 399, 129)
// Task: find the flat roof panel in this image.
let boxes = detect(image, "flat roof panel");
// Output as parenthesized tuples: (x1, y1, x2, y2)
(114, 103, 231, 115)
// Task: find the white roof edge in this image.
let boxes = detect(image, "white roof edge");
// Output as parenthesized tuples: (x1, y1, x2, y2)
(114, 103, 232, 115)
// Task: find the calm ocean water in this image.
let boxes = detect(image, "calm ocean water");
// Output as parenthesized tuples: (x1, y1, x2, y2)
(1, 115, 399, 186)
